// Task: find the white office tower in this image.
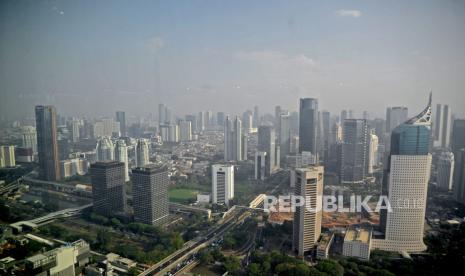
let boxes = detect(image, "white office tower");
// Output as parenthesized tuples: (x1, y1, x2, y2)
(212, 164, 234, 205)
(293, 166, 324, 257)
(71, 119, 80, 142)
(437, 151, 454, 191)
(367, 130, 379, 174)
(136, 139, 150, 167)
(375, 94, 432, 253)
(96, 137, 114, 161)
(21, 126, 37, 153)
(255, 151, 267, 180)
(179, 120, 192, 141)
(224, 116, 243, 162)
(115, 140, 130, 182)
(0, 146, 16, 167)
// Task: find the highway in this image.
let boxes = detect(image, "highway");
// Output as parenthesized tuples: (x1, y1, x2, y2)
(139, 208, 247, 276)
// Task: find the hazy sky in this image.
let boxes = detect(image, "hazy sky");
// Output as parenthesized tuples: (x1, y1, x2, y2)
(1, 0, 465, 120)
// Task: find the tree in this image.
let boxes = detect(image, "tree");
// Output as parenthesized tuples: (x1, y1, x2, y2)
(199, 251, 214, 265)
(315, 260, 344, 276)
(248, 263, 263, 276)
(223, 256, 241, 274)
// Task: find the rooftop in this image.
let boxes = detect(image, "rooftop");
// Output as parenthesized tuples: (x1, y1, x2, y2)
(344, 228, 371, 243)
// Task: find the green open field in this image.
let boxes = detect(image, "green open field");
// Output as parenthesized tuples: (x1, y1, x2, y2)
(169, 188, 199, 203)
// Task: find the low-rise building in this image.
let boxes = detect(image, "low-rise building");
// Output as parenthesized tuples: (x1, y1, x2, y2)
(342, 227, 372, 261)
(316, 232, 334, 260)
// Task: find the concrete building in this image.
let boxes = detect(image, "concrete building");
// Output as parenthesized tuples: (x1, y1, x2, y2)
(279, 112, 291, 161)
(293, 166, 324, 257)
(224, 116, 243, 162)
(115, 111, 126, 136)
(433, 104, 452, 148)
(341, 119, 368, 184)
(60, 158, 88, 178)
(258, 125, 276, 176)
(437, 151, 454, 191)
(375, 95, 432, 252)
(21, 126, 37, 153)
(93, 118, 120, 138)
(71, 119, 80, 142)
(96, 137, 114, 161)
(343, 228, 372, 261)
(253, 105, 260, 128)
(316, 233, 334, 260)
(254, 151, 267, 181)
(179, 120, 192, 141)
(386, 106, 408, 134)
(35, 105, 61, 181)
(212, 164, 234, 205)
(136, 138, 150, 167)
(160, 124, 180, 142)
(115, 140, 130, 182)
(90, 161, 126, 217)
(132, 165, 169, 226)
(454, 149, 465, 205)
(25, 239, 90, 276)
(0, 146, 15, 167)
(367, 130, 379, 174)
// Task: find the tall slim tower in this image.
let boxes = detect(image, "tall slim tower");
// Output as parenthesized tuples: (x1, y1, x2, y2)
(258, 125, 276, 176)
(437, 151, 454, 191)
(385, 107, 408, 134)
(279, 112, 291, 160)
(293, 166, 324, 257)
(35, 105, 61, 181)
(253, 105, 260, 128)
(340, 119, 369, 184)
(132, 165, 169, 226)
(224, 116, 242, 162)
(299, 98, 318, 159)
(90, 161, 126, 217)
(115, 111, 126, 137)
(375, 94, 432, 252)
(136, 139, 150, 167)
(114, 140, 129, 182)
(212, 164, 234, 205)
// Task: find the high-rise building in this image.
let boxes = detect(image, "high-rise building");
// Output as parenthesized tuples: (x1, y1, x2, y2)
(35, 105, 61, 181)
(437, 151, 454, 191)
(90, 161, 126, 217)
(185, 114, 198, 134)
(375, 95, 432, 252)
(454, 149, 465, 204)
(198, 111, 206, 132)
(293, 166, 324, 257)
(224, 116, 243, 162)
(367, 130, 379, 174)
(242, 111, 253, 132)
(96, 137, 114, 161)
(254, 151, 267, 181)
(160, 124, 180, 142)
(434, 104, 452, 148)
(241, 133, 248, 161)
(136, 139, 150, 167)
(212, 164, 234, 205)
(0, 146, 15, 167)
(92, 119, 120, 138)
(385, 106, 408, 134)
(253, 105, 260, 128)
(258, 125, 276, 176)
(116, 111, 126, 136)
(217, 112, 225, 128)
(179, 120, 192, 141)
(158, 104, 166, 125)
(71, 119, 80, 142)
(115, 140, 129, 182)
(275, 105, 282, 129)
(340, 119, 369, 184)
(132, 165, 169, 226)
(299, 98, 318, 159)
(321, 111, 331, 162)
(21, 126, 37, 153)
(451, 119, 465, 153)
(279, 112, 291, 160)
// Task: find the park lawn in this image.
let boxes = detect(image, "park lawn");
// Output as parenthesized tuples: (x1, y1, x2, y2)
(169, 188, 199, 203)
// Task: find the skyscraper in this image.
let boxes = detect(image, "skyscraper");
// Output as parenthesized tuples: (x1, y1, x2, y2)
(275, 105, 282, 129)
(254, 151, 266, 181)
(114, 140, 129, 182)
(96, 137, 114, 161)
(451, 119, 465, 153)
(279, 112, 291, 160)
(35, 105, 61, 181)
(253, 105, 260, 128)
(454, 149, 465, 205)
(224, 116, 242, 162)
(340, 119, 369, 184)
(217, 112, 225, 128)
(212, 164, 234, 205)
(179, 120, 192, 141)
(158, 104, 166, 125)
(437, 151, 454, 191)
(434, 104, 452, 148)
(90, 161, 126, 217)
(367, 130, 379, 174)
(21, 126, 37, 154)
(293, 166, 324, 257)
(185, 114, 198, 134)
(242, 111, 253, 133)
(299, 98, 318, 159)
(136, 139, 150, 167)
(132, 165, 169, 226)
(115, 111, 126, 137)
(385, 106, 408, 134)
(258, 125, 276, 176)
(71, 119, 80, 142)
(375, 95, 432, 252)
